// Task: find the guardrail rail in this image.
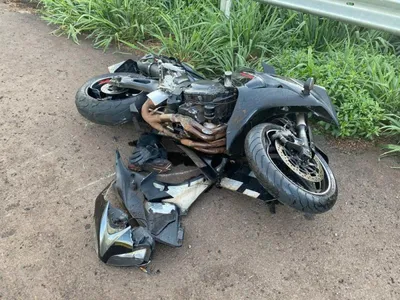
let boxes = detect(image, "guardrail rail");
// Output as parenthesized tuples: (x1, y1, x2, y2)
(254, 0, 400, 35)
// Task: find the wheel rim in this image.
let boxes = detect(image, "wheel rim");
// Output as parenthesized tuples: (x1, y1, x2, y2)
(275, 140, 324, 182)
(264, 128, 332, 196)
(88, 77, 141, 101)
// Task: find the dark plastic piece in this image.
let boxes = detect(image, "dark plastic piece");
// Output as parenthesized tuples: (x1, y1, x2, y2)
(146, 202, 184, 247)
(114, 59, 140, 74)
(262, 62, 276, 74)
(93, 183, 154, 267)
(115, 151, 148, 227)
(140, 172, 171, 201)
(94, 151, 186, 267)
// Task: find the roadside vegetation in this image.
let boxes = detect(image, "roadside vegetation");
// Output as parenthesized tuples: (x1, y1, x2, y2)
(40, 0, 400, 148)
(380, 115, 400, 162)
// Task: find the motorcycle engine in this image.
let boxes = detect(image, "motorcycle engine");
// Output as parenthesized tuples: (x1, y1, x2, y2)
(178, 80, 236, 125)
(143, 59, 235, 154)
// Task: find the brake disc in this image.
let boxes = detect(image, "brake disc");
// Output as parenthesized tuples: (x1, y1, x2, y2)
(275, 140, 324, 182)
(100, 83, 128, 95)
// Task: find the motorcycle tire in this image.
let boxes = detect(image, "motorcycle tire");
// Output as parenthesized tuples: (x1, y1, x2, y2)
(244, 123, 338, 214)
(75, 73, 147, 126)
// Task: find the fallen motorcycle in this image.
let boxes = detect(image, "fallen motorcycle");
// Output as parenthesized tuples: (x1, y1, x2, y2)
(76, 54, 338, 268)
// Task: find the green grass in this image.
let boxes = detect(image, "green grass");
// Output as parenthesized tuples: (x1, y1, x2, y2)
(40, 0, 158, 48)
(381, 114, 400, 159)
(39, 0, 400, 139)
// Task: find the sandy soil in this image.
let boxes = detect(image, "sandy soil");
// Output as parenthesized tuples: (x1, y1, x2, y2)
(0, 4, 399, 300)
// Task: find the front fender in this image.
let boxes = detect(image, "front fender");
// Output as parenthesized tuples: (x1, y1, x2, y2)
(226, 85, 338, 155)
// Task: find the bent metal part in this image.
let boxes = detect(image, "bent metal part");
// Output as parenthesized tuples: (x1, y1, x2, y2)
(141, 97, 227, 154)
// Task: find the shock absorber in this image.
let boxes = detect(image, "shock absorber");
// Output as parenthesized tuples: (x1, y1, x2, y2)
(296, 113, 312, 159)
(296, 113, 308, 144)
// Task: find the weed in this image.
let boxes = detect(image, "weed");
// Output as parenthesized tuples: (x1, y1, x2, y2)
(381, 114, 400, 159)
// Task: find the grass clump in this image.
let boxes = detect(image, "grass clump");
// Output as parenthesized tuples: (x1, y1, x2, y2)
(39, 0, 400, 139)
(381, 115, 400, 159)
(40, 0, 159, 48)
(268, 46, 388, 138)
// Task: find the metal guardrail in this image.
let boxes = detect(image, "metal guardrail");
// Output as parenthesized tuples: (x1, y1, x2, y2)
(254, 0, 400, 35)
(220, 0, 232, 17)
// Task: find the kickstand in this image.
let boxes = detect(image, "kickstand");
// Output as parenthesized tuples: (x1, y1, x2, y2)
(266, 200, 280, 214)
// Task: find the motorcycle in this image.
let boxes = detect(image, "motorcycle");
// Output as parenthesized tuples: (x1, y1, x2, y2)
(76, 54, 338, 268)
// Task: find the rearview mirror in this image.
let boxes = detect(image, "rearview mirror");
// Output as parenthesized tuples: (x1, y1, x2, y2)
(303, 77, 315, 95)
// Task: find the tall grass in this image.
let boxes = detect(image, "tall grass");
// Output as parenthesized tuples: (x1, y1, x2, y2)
(40, 0, 158, 47)
(381, 115, 400, 159)
(39, 0, 400, 139)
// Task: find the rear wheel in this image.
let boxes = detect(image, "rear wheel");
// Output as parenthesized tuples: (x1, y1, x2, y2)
(244, 123, 338, 214)
(75, 73, 147, 125)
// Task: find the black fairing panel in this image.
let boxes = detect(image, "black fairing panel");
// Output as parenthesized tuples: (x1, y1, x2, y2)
(115, 151, 148, 227)
(94, 151, 185, 267)
(261, 62, 276, 75)
(226, 82, 338, 155)
(93, 184, 155, 267)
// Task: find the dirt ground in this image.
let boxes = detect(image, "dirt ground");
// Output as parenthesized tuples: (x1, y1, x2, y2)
(1, 4, 399, 300)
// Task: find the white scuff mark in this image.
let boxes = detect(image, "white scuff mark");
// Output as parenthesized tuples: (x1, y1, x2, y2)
(41, 151, 55, 158)
(74, 172, 115, 192)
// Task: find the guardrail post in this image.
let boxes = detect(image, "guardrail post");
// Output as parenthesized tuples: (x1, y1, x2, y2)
(220, 0, 232, 18)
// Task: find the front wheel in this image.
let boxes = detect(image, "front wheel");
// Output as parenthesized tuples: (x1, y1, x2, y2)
(244, 123, 338, 214)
